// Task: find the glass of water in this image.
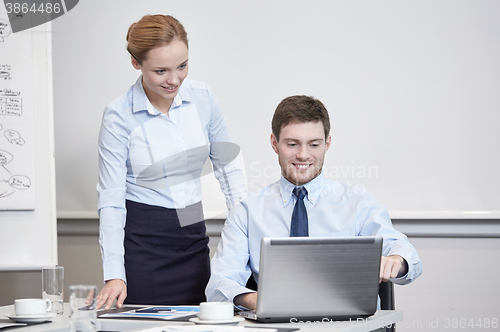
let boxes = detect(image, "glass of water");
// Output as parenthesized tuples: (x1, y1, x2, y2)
(42, 266, 64, 314)
(69, 285, 97, 332)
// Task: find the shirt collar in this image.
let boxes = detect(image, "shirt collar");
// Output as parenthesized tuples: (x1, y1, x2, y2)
(132, 76, 191, 115)
(177, 80, 191, 104)
(279, 172, 325, 207)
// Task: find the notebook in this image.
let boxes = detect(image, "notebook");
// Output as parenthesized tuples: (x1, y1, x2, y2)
(239, 236, 383, 323)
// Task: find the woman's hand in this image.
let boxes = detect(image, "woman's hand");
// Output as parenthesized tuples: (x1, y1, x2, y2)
(95, 279, 127, 310)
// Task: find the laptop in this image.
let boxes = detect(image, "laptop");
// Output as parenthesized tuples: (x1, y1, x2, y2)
(239, 236, 383, 323)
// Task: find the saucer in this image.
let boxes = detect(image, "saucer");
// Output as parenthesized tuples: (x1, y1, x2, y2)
(189, 316, 244, 325)
(5, 313, 56, 324)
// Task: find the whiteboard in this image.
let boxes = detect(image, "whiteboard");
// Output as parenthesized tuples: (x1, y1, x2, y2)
(52, 0, 500, 220)
(0, 12, 57, 271)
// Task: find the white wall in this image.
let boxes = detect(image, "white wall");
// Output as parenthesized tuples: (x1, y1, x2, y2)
(395, 237, 500, 330)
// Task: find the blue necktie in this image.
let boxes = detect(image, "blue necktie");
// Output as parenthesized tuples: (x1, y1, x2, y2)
(290, 187, 308, 237)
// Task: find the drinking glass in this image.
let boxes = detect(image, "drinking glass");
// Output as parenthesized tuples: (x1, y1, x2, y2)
(42, 266, 64, 314)
(69, 285, 97, 332)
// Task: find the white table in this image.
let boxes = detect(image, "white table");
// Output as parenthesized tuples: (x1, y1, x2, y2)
(0, 303, 402, 332)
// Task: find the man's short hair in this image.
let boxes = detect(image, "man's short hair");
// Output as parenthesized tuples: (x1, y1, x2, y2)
(271, 95, 330, 141)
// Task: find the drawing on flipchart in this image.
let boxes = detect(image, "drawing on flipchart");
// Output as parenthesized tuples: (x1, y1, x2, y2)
(0, 121, 31, 198)
(4, 129, 25, 146)
(0, 89, 22, 116)
(0, 18, 11, 42)
(0, 64, 11, 80)
(0, 152, 32, 199)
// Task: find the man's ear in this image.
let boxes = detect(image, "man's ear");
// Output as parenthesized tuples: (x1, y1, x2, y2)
(270, 133, 279, 154)
(325, 135, 332, 151)
(131, 56, 141, 70)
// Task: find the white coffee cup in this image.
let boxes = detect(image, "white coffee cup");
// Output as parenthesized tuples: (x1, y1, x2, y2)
(198, 302, 234, 321)
(15, 298, 52, 316)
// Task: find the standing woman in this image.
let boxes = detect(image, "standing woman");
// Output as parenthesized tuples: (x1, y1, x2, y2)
(95, 15, 247, 309)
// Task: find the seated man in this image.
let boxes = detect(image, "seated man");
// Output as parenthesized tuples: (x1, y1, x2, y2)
(206, 95, 422, 309)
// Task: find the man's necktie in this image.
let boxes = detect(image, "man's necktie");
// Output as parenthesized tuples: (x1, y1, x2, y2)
(290, 186, 308, 237)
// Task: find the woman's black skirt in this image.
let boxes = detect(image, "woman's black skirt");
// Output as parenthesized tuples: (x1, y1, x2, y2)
(123, 200, 210, 305)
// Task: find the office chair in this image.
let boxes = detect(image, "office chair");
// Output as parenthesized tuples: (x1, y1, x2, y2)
(379, 280, 396, 332)
(245, 274, 258, 291)
(246, 276, 396, 331)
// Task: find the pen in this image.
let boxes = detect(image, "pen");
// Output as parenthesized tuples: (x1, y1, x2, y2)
(135, 308, 176, 313)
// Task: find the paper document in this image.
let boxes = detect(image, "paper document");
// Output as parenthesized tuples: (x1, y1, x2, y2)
(0, 321, 27, 329)
(99, 306, 199, 320)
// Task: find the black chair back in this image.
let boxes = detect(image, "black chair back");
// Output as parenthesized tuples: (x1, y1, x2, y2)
(379, 281, 396, 331)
